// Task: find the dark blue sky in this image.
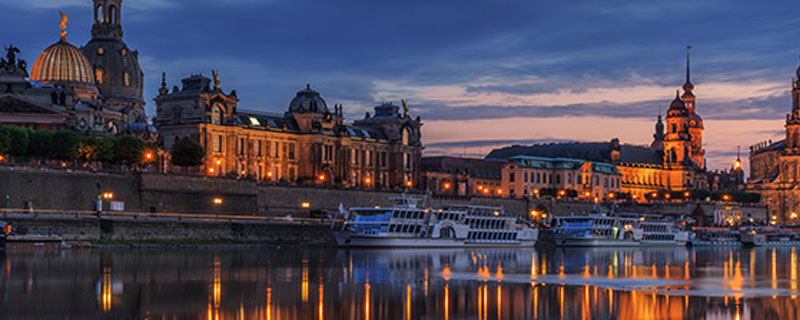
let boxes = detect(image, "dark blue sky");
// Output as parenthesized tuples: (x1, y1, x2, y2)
(2, 0, 799, 169)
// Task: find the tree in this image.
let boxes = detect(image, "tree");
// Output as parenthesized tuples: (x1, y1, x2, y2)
(50, 130, 81, 160)
(8, 126, 31, 157)
(78, 136, 115, 163)
(28, 130, 54, 158)
(171, 137, 205, 168)
(113, 135, 145, 164)
(0, 124, 10, 155)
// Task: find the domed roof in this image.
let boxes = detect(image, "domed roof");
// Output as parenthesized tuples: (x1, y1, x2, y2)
(668, 90, 686, 110)
(288, 84, 328, 114)
(31, 38, 96, 86)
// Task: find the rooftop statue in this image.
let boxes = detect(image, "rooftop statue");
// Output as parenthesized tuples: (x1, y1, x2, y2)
(4, 44, 19, 66)
(401, 99, 409, 117)
(211, 69, 220, 90)
(59, 11, 69, 39)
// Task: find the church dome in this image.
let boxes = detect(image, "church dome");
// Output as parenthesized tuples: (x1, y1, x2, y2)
(288, 84, 328, 114)
(31, 38, 96, 87)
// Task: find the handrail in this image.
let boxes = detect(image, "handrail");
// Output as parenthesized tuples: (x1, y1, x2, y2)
(0, 208, 338, 224)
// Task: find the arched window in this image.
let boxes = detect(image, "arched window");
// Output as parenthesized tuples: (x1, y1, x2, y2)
(109, 5, 118, 25)
(95, 5, 103, 23)
(211, 104, 223, 124)
(95, 69, 103, 84)
(402, 128, 410, 145)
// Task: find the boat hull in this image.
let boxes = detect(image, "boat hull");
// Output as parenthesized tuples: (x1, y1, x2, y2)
(334, 232, 536, 248)
(555, 238, 686, 247)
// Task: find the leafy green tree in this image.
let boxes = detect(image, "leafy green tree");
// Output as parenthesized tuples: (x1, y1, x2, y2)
(7, 126, 30, 157)
(170, 137, 205, 168)
(28, 130, 54, 158)
(50, 130, 81, 160)
(0, 124, 10, 155)
(113, 135, 145, 164)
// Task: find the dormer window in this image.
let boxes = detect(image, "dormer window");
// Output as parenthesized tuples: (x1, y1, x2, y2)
(97, 47, 104, 55)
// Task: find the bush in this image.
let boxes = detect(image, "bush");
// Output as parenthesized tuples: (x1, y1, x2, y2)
(171, 137, 205, 168)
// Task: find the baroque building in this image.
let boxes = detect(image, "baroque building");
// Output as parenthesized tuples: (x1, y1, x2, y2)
(421, 156, 504, 196)
(154, 73, 423, 188)
(748, 57, 800, 222)
(0, 1, 146, 136)
(487, 48, 708, 200)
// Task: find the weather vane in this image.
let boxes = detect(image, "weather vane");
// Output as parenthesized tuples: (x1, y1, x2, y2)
(59, 11, 69, 40)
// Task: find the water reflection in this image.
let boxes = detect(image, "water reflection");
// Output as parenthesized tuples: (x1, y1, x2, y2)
(1, 247, 800, 319)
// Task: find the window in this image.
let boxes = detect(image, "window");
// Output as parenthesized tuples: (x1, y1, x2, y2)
(671, 124, 677, 133)
(381, 152, 387, 167)
(270, 141, 279, 158)
(288, 143, 296, 159)
(212, 135, 223, 153)
(97, 47, 104, 55)
(237, 138, 245, 155)
(568, 173, 573, 184)
(509, 172, 515, 182)
(95, 69, 103, 84)
(524, 172, 528, 183)
(211, 105, 223, 125)
(124, 72, 130, 86)
(556, 174, 561, 184)
(402, 129, 410, 145)
(255, 140, 262, 157)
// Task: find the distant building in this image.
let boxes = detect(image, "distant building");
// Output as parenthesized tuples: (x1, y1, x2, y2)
(421, 156, 504, 196)
(154, 74, 423, 187)
(706, 153, 745, 192)
(487, 48, 708, 201)
(0, 0, 148, 136)
(748, 58, 800, 222)
(501, 155, 621, 199)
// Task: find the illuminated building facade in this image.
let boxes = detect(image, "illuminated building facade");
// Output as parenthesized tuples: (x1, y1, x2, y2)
(501, 155, 622, 199)
(421, 156, 504, 196)
(0, 0, 148, 136)
(487, 48, 708, 200)
(155, 75, 423, 187)
(748, 57, 800, 222)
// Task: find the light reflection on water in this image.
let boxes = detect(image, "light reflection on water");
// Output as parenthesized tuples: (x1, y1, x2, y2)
(1, 247, 800, 319)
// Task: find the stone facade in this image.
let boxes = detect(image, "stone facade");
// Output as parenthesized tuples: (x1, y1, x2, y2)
(154, 74, 423, 188)
(0, 0, 147, 136)
(421, 156, 504, 196)
(501, 155, 622, 199)
(748, 58, 800, 223)
(487, 48, 708, 201)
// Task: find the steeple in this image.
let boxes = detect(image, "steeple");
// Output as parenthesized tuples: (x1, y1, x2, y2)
(653, 115, 664, 141)
(91, 0, 123, 40)
(682, 45, 694, 93)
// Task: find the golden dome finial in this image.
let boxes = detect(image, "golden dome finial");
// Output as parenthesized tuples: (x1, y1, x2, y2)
(59, 11, 69, 40)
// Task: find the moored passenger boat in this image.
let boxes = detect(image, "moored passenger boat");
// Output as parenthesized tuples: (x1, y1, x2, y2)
(334, 197, 538, 248)
(552, 214, 689, 247)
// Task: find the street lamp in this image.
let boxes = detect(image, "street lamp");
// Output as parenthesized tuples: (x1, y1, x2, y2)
(213, 197, 223, 205)
(443, 182, 451, 191)
(406, 180, 413, 188)
(301, 202, 311, 209)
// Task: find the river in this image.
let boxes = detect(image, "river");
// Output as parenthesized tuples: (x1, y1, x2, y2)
(1, 247, 798, 319)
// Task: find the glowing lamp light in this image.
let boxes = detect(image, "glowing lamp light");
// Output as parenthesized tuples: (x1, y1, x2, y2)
(443, 182, 452, 190)
(0, 154, 6, 161)
(213, 197, 223, 205)
(365, 177, 372, 184)
(665, 194, 671, 199)
(144, 152, 154, 161)
(102, 192, 114, 200)
(318, 174, 326, 182)
(267, 171, 274, 178)
(483, 188, 490, 195)
(496, 189, 503, 195)
(558, 190, 566, 197)
(530, 210, 538, 217)
(301, 202, 311, 209)
(734, 160, 742, 170)
(493, 211, 500, 216)
(792, 212, 798, 219)
(216, 159, 222, 166)
(541, 214, 548, 218)
(477, 185, 484, 191)
(406, 181, 413, 188)
(584, 192, 591, 197)
(608, 192, 615, 199)
(651, 192, 658, 198)
(722, 195, 731, 201)
(771, 220, 777, 225)
(208, 167, 215, 174)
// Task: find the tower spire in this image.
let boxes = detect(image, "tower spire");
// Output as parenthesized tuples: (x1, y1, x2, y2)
(682, 45, 694, 92)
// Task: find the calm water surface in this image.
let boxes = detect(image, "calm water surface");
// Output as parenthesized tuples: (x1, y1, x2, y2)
(1, 247, 799, 319)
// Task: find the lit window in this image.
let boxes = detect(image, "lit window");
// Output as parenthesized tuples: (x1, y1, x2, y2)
(97, 47, 104, 55)
(124, 72, 130, 86)
(96, 69, 103, 84)
(248, 116, 260, 126)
